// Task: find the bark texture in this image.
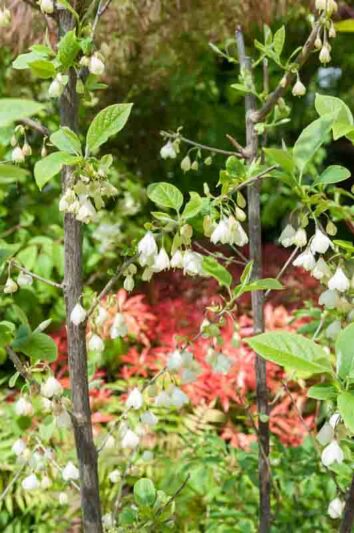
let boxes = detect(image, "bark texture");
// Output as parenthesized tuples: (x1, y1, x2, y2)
(59, 11, 103, 533)
(236, 28, 271, 533)
(340, 475, 354, 533)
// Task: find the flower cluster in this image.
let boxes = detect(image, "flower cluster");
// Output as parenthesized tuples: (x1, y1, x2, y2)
(59, 160, 118, 224)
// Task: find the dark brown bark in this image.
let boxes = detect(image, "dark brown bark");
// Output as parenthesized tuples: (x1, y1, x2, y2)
(340, 476, 354, 533)
(236, 28, 271, 533)
(59, 11, 103, 533)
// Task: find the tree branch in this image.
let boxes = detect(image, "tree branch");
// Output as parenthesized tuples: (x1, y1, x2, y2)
(162, 131, 242, 158)
(236, 26, 271, 533)
(252, 21, 321, 123)
(21, 118, 50, 137)
(10, 261, 63, 289)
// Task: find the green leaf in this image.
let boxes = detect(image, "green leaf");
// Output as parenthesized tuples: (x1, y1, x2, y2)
(293, 115, 334, 173)
(315, 165, 351, 186)
(202, 256, 232, 287)
(58, 30, 80, 69)
(147, 182, 183, 211)
(240, 261, 254, 285)
(338, 392, 354, 433)
(315, 94, 353, 140)
(0, 164, 29, 184)
(0, 99, 44, 127)
(34, 151, 79, 190)
(0, 248, 12, 267)
(50, 127, 82, 155)
(263, 148, 294, 175)
(336, 323, 354, 380)
(13, 51, 48, 70)
(0, 321, 15, 347)
(333, 240, 354, 253)
(182, 192, 203, 219)
(28, 59, 56, 79)
(245, 331, 332, 375)
(273, 25, 285, 57)
(243, 278, 283, 292)
(86, 103, 133, 154)
(307, 383, 338, 400)
(334, 19, 354, 32)
(134, 478, 157, 507)
(13, 332, 57, 362)
(16, 245, 38, 270)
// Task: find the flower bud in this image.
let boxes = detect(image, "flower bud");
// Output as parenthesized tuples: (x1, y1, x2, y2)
(180, 155, 191, 172)
(294, 228, 307, 248)
(15, 397, 33, 417)
(140, 410, 158, 426)
(328, 497, 345, 519)
(123, 275, 134, 292)
(292, 79, 306, 97)
(48, 78, 64, 98)
(191, 160, 199, 171)
(12, 438, 26, 456)
(319, 45, 331, 64)
(314, 36, 322, 50)
(22, 143, 32, 156)
(58, 492, 69, 505)
(11, 146, 25, 163)
(121, 429, 140, 449)
(4, 277, 18, 294)
(88, 333, 105, 352)
(108, 469, 121, 483)
(160, 140, 177, 159)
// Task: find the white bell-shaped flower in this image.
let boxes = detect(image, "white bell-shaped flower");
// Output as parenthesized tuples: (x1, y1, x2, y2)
(96, 306, 109, 326)
(160, 140, 177, 159)
(326, 320, 341, 339)
(76, 198, 96, 224)
(328, 497, 345, 519)
(312, 258, 331, 280)
(169, 386, 189, 408)
(41, 376, 63, 398)
(229, 216, 248, 246)
(15, 397, 33, 417)
(279, 224, 296, 247)
(328, 267, 350, 293)
(56, 409, 72, 429)
(110, 313, 128, 339)
(319, 289, 338, 309)
(321, 440, 344, 467)
(108, 469, 121, 483)
(121, 429, 140, 449)
(12, 438, 26, 456)
(70, 303, 87, 325)
(329, 413, 341, 428)
(126, 388, 144, 410)
(138, 231, 158, 265)
(155, 390, 172, 408)
(17, 272, 33, 287)
(58, 492, 69, 505)
(310, 228, 332, 254)
(140, 410, 158, 426)
(88, 334, 105, 352)
(292, 79, 306, 97)
(89, 55, 105, 76)
(210, 219, 230, 245)
(293, 250, 316, 271)
(153, 248, 170, 272)
(62, 461, 80, 481)
(170, 250, 184, 269)
(39, 0, 54, 14)
(183, 250, 203, 276)
(167, 350, 183, 371)
(22, 473, 39, 491)
(316, 423, 334, 446)
(41, 476, 52, 489)
(48, 77, 64, 98)
(294, 228, 307, 248)
(11, 146, 25, 163)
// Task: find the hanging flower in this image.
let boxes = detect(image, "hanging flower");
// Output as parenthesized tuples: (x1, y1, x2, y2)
(62, 461, 80, 481)
(279, 224, 296, 247)
(70, 303, 87, 325)
(11, 146, 25, 163)
(22, 474, 39, 491)
(88, 54, 105, 76)
(3, 277, 18, 294)
(153, 248, 170, 272)
(38, 0, 54, 14)
(108, 470, 121, 483)
(328, 267, 350, 293)
(319, 289, 338, 309)
(15, 397, 33, 417)
(293, 228, 307, 248)
(88, 333, 105, 352)
(17, 272, 33, 287)
(110, 313, 128, 338)
(167, 350, 183, 371)
(121, 429, 140, 449)
(310, 229, 332, 254)
(40, 376, 63, 398)
(11, 438, 26, 456)
(292, 78, 306, 97)
(126, 387, 144, 410)
(321, 440, 344, 467)
(328, 497, 345, 519)
(138, 231, 158, 265)
(316, 423, 334, 446)
(170, 250, 184, 269)
(210, 219, 230, 245)
(183, 251, 203, 276)
(160, 141, 177, 159)
(140, 411, 158, 426)
(293, 250, 316, 271)
(311, 258, 331, 280)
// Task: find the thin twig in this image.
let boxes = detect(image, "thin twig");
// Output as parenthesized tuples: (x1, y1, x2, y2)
(86, 255, 138, 319)
(264, 246, 299, 298)
(21, 118, 50, 137)
(10, 261, 63, 289)
(6, 346, 38, 387)
(252, 20, 322, 123)
(35, 438, 80, 492)
(162, 131, 242, 158)
(229, 165, 277, 196)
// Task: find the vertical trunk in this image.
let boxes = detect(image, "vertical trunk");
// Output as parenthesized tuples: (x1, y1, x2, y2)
(340, 476, 354, 533)
(236, 28, 271, 533)
(59, 11, 103, 533)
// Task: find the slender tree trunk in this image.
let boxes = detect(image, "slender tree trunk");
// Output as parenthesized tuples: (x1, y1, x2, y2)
(59, 11, 103, 533)
(236, 28, 271, 533)
(340, 476, 354, 533)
